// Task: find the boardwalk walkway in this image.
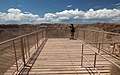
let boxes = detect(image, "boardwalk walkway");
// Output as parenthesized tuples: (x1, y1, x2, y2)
(1, 28, 120, 75)
(29, 38, 83, 75)
(25, 38, 111, 75)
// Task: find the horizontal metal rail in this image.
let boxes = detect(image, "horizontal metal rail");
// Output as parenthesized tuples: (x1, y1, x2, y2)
(85, 42, 120, 60)
(0, 29, 46, 45)
(77, 28, 120, 62)
(84, 44, 120, 69)
(85, 42, 120, 44)
(78, 28, 120, 36)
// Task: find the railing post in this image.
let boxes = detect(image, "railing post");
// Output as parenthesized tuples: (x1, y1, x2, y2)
(98, 43, 101, 53)
(34, 34, 36, 50)
(76, 28, 79, 39)
(45, 28, 47, 38)
(93, 32, 96, 43)
(44, 30, 45, 38)
(81, 44, 84, 67)
(13, 40, 18, 71)
(96, 32, 99, 43)
(92, 31, 94, 42)
(102, 32, 104, 42)
(83, 30, 86, 41)
(94, 53, 97, 67)
(101, 32, 104, 49)
(112, 43, 115, 54)
(61, 27, 62, 38)
(20, 37, 26, 66)
(42, 31, 44, 41)
(24, 38, 27, 58)
(36, 32, 39, 48)
(95, 32, 97, 47)
(27, 35, 30, 57)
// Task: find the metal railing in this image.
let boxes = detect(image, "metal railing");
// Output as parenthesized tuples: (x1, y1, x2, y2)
(46, 27, 120, 74)
(81, 43, 120, 75)
(77, 28, 120, 43)
(77, 28, 120, 57)
(46, 27, 120, 57)
(0, 29, 47, 75)
(0, 27, 120, 75)
(82, 43, 120, 67)
(78, 28, 120, 74)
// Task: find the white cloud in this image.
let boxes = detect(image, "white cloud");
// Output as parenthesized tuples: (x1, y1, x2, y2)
(0, 8, 40, 24)
(115, 3, 120, 5)
(85, 9, 119, 19)
(67, 5, 72, 8)
(8, 8, 21, 14)
(0, 8, 120, 24)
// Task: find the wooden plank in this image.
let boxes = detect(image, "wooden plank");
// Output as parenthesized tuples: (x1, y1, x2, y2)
(28, 38, 111, 75)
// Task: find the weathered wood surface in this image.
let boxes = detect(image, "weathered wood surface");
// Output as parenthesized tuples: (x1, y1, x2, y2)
(27, 38, 112, 75)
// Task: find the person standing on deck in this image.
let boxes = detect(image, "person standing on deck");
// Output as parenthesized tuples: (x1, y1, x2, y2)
(69, 24, 75, 40)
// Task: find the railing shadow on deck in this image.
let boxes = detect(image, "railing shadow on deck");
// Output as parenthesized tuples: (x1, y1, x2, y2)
(0, 27, 120, 75)
(18, 39, 47, 75)
(81, 43, 120, 75)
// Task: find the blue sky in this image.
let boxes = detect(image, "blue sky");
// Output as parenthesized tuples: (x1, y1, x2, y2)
(0, 0, 120, 24)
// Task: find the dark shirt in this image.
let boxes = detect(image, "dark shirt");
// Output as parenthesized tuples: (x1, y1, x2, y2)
(69, 26, 75, 32)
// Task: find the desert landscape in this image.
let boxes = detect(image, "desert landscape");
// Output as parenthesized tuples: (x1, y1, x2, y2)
(0, 23, 120, 42)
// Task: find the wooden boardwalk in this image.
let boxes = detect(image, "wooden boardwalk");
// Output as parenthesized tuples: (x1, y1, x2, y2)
(26, 38, 111, 75)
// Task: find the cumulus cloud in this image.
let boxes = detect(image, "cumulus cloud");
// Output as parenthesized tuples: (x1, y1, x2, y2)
(49, 8, 120, 23)
(8, 8, 21, 13)
(0, 8, 39, 24)
(0, 8, 120, 24)
(67, 5, 72, 8)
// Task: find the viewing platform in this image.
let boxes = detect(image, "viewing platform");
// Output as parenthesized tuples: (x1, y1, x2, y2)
(0, 28, 120, 75)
